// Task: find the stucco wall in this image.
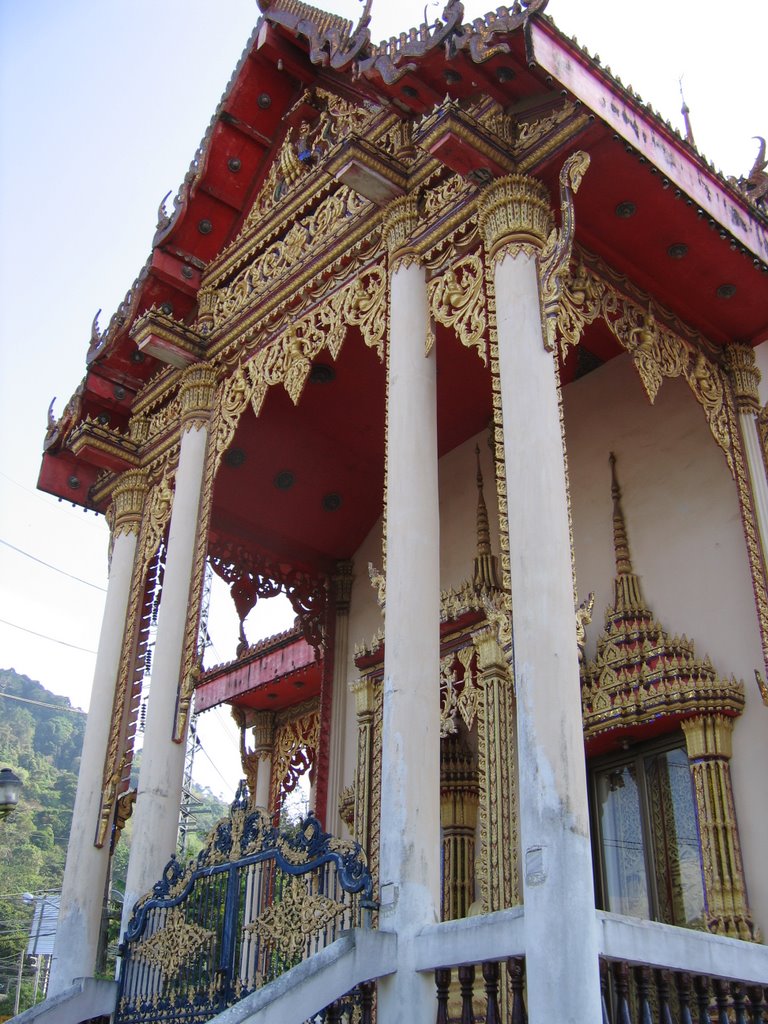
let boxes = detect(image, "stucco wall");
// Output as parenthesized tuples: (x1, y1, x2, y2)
(565, 353, 768, 937)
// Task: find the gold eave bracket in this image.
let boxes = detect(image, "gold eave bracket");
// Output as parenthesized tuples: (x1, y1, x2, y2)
(414, 101, 515, 181)
(68, 421, 140, 473)
(131, 309, 206, 368)
(326, 136, 408, 205)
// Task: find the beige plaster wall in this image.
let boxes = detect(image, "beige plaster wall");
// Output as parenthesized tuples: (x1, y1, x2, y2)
(564, 352, 768, 937)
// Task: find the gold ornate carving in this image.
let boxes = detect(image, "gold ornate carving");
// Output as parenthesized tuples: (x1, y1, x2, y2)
(575, 592, 595, 664)
(270, 705, 320, 810)
(110, 469, 149, 538)
(382, 192, 421, 265)
(539, 152, 590, 352)
(427, 254, 487, 364)
(755, 670, 768, 707)
(421, 173, 474, 223)
(582, 455, 745, 740)
(477, 173, 554, 262)
(97, 469, 176, 847)
(179, 361, 218, 428)
(135, 908, 214, 979)
(245, 874, 344, 958)
(723, 343, 761, 413)
(368, 562, 386, 610)
(441, 733, 478, 921)
(681, 715, 756, 940)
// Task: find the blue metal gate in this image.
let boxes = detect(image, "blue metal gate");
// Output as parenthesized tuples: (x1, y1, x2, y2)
(115, 786, 375, 1023)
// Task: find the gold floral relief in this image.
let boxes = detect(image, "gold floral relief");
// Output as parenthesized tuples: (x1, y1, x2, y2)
(428, 254, 487, 364)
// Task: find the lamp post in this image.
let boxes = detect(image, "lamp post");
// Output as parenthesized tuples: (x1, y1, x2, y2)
(0, 768, 22, 818)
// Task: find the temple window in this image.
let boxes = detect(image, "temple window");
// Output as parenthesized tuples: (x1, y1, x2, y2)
(591, 739, 706, 930)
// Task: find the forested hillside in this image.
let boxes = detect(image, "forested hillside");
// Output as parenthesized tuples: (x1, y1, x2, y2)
(0, 667, 229, 1015)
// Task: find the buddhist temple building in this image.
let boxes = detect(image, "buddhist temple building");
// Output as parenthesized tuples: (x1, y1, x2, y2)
(34, 0, 768, 1021)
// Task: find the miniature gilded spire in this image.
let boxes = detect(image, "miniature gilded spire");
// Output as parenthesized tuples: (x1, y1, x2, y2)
(679, 78, 695, 147)
(609, 452, 645, 611)
(473, 445, 500, 590)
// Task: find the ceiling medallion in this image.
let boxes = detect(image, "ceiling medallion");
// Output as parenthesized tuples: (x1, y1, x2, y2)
(309, 362, 335, 384)
(160, 302, 174, 315)
(113, 385, 127, 400)
(615, 201, 637, 219)
(716, 283, 737, 299)
(224, 448, 246, 468)
(274, 470, 295, 490)
(667, 243, 688, 259)
(323, 492, 342, 512)
(131, 349, 145, 363)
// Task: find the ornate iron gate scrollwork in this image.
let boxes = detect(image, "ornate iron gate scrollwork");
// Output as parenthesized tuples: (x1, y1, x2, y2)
(115, 783, 375, 1024)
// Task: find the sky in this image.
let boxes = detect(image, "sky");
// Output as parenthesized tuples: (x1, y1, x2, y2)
(0, 0, 765, 798)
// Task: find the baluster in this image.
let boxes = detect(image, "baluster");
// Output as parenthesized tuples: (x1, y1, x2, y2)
(634, 965, 653, 1024)
(612, 962, 633, 1024)
(746, 986, 764, 1024)
(458, 964, 475, 1024)
(482, 961, 500, 1024)
(732, 983, 748, 1024)
(713, 979, 730, 1024)
(676, 972, 694, 1024)
(325, 999, 343, 1023)
(435, 967, 451, 1024)
(655, 969, 674, 1024)
(600, 959, 611, 1024)
(693, 975, 711, 1024)
(508, 956, 528, 1024)
(359, 980, 375, 1024)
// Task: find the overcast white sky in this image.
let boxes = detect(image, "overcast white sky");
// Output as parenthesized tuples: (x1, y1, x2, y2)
(0, 0, 764, 797)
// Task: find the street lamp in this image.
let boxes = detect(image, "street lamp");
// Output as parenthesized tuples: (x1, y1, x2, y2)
(0, 768, 22, 818)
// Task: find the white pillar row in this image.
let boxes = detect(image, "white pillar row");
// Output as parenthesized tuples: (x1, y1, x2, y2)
(479, 175, 602, 1024)
(121, 364, 217, 934)
(49, 473, 148, 995)
(724, 343, 768, 559)
(326, 560, 354, 834)
(377, 196, 442, 1024)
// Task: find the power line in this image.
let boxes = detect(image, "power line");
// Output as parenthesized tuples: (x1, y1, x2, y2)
(0, 691, 86, 715)
(0, 618, 97, 655)
(0, 470, 103, 529)
(0, 538, 106, 592)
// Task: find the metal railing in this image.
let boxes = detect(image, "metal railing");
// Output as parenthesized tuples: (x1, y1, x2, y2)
(115, 784, 375, 1024)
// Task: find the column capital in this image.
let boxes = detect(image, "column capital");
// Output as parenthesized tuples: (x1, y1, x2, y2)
(681, 712, 734, 760)
(478, 173, 554, 263)
(723, 343, 760, 413)
(250, 710, 276, 758)
(179, 361, 218, 429)
(110, 468, 149, 538)
(383, 193, 421, 270)
(350, 674, 377, 716)
(333, 559, 355, 615)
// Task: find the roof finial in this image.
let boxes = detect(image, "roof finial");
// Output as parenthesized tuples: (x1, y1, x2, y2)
(473, 445, 500, 590)
(608, 453, 647, 613)
(609, 452, 632, 576)
(679, 77, 695, 147)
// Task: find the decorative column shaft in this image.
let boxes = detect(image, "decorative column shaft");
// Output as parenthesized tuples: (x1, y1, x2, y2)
(377, 194, 442, 1024)
(49, 473, 146, 995)
(473, 628, 519, 913)
(250, 710, 276, 809)
(440, 733, 478, 921)
(326, 560, 353, 833)
(681, 714, 755, 940)
(725, 344, 768, 563)
(350, 674, 377, 858)
(479, 172, 602, 1024)
(121, 364, 217, 932)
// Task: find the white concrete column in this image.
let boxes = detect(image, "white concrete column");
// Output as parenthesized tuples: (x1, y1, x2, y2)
(377, 197, 442, 1024)
(724, 343, 768, 557)
(49, 472, 147, 995)
(121, 365, 217, 932)
(326, 560, 353, 834)
(479, 176, 602, 1024)
(250, 711, 274, 809)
